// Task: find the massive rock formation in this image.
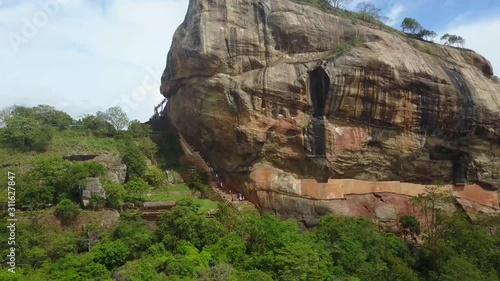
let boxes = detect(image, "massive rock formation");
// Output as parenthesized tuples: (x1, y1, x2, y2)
(161, 0, 500, 223)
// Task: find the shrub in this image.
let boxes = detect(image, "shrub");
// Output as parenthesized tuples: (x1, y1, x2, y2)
(10, 105, 74, 128)
(0, 116, 54, 151)
(21, 185, 55, 210)
(137, 137, 158, 163)
(29, 156, 86, 200)
(88, 193, 106, 211)
(81, 114, 116, 137)
(113, 212, 152, 258)
(127, 120, 152, 138)
(55, 199, 80, 225)
(82, 161, 106, 177)
(102, 179, 126, 209)
(400, 215, 421, 238)
(124, 178, 150, 202)
(121, 140, 147, 181)
(91, 240, 130, 270)
(188, 169, 211, 199)
(144, 166, 166, 187)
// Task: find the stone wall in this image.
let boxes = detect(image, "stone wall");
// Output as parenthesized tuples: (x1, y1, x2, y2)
(250, 167, 499, 209)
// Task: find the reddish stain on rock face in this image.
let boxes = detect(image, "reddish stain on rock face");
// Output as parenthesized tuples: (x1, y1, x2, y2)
(331, 126, 369, 155)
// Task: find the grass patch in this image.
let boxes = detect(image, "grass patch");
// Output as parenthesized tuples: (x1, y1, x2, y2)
(144, 183, 221, 212)
(0, 129, 120, 167)
(324, 37, 362, 60)
(152, 184, 190, 193)
(48, 129, 119, 155)
(197, 199, 219, 213)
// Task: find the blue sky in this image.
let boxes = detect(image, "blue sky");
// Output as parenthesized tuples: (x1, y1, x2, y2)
(1, 0, 499, 122)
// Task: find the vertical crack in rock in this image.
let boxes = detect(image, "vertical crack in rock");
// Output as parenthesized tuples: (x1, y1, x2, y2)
(257, 2, 270, 66)
(442, 67, 476, 141)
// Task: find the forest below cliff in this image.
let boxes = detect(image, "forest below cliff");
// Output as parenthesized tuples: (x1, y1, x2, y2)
(0, 104, 498, 281)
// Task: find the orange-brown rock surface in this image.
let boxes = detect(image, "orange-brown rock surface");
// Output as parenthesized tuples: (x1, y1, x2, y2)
(160, 0, 500, 223)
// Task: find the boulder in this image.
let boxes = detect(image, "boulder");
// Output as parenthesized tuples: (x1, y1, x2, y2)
(93, 153, 127, 183)
(80, 177, 107, 208)
(161, 0, 500, 220)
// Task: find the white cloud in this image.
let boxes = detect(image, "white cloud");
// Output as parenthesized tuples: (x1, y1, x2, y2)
(441, 17, 500, 75)
(0, 0, 189, 121)
(386, 4, 405, 27)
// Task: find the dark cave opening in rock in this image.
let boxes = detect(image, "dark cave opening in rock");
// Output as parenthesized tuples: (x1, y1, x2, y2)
(309, 67, 330, 118)
(429, 146, 469, 185)
(452, 154, 469, 185)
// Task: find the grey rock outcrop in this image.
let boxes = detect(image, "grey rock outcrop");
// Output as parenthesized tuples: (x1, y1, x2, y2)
(80, 177, 107, 208)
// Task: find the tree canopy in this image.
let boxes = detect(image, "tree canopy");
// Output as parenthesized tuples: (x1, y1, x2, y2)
(0, 116, 54, 151)
(441, 33, 466, 47)
(401, 17, 423, 34)
(356, 2, 389, 22)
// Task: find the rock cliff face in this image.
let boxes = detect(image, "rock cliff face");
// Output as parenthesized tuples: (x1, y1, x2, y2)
(161, 0, 500, 223)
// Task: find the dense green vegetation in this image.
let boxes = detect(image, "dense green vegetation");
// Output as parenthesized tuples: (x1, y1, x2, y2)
(1, 105, 498, 281)
(0, 199, 498, 280)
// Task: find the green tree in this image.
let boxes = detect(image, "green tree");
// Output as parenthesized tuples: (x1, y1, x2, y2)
(158, 241, 211, 278)
(400, 215, 421, 242)
(328, 0, 352, 9)
(137, 137, 158, 163)
(0, 106, 14, 127)
(45, 253, 110, 281)
(91, 240, 131, 270)
(419, 29, 437, 41)
(0, 116, 53, 151)
(155, 200, 225, 250)
(82, 161, 106, 177)
(441, 33, 465, 47)
(21, 185, 55, 210)
(54, 199, 80, 225)
(24, 246, 49, 269)
(437, 256, 492, 281)
(237, 270, 274, 281)
(29, 156, 96, 200)
(128, 120, 152, 138)
(401, 17, 423, 34)
(315, 214, 417, 280)
(81, 114, 116, 137)
(104, 106, 129, 131)
(356, 2, 389, 22)
(144, 166, 167, 188)
(124, 178, 150, 202)
(410, 186, 453, 239)
(198, 263, 238, 281)
(102, 179, 126, 209)
(46, 232, 78, 261)
(12, 105, 74, 128)
(88, 193, 106, 211)
(204, 232, 247, 267)
(121, 140, 148, 181)
(113, 212, 152, 258)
